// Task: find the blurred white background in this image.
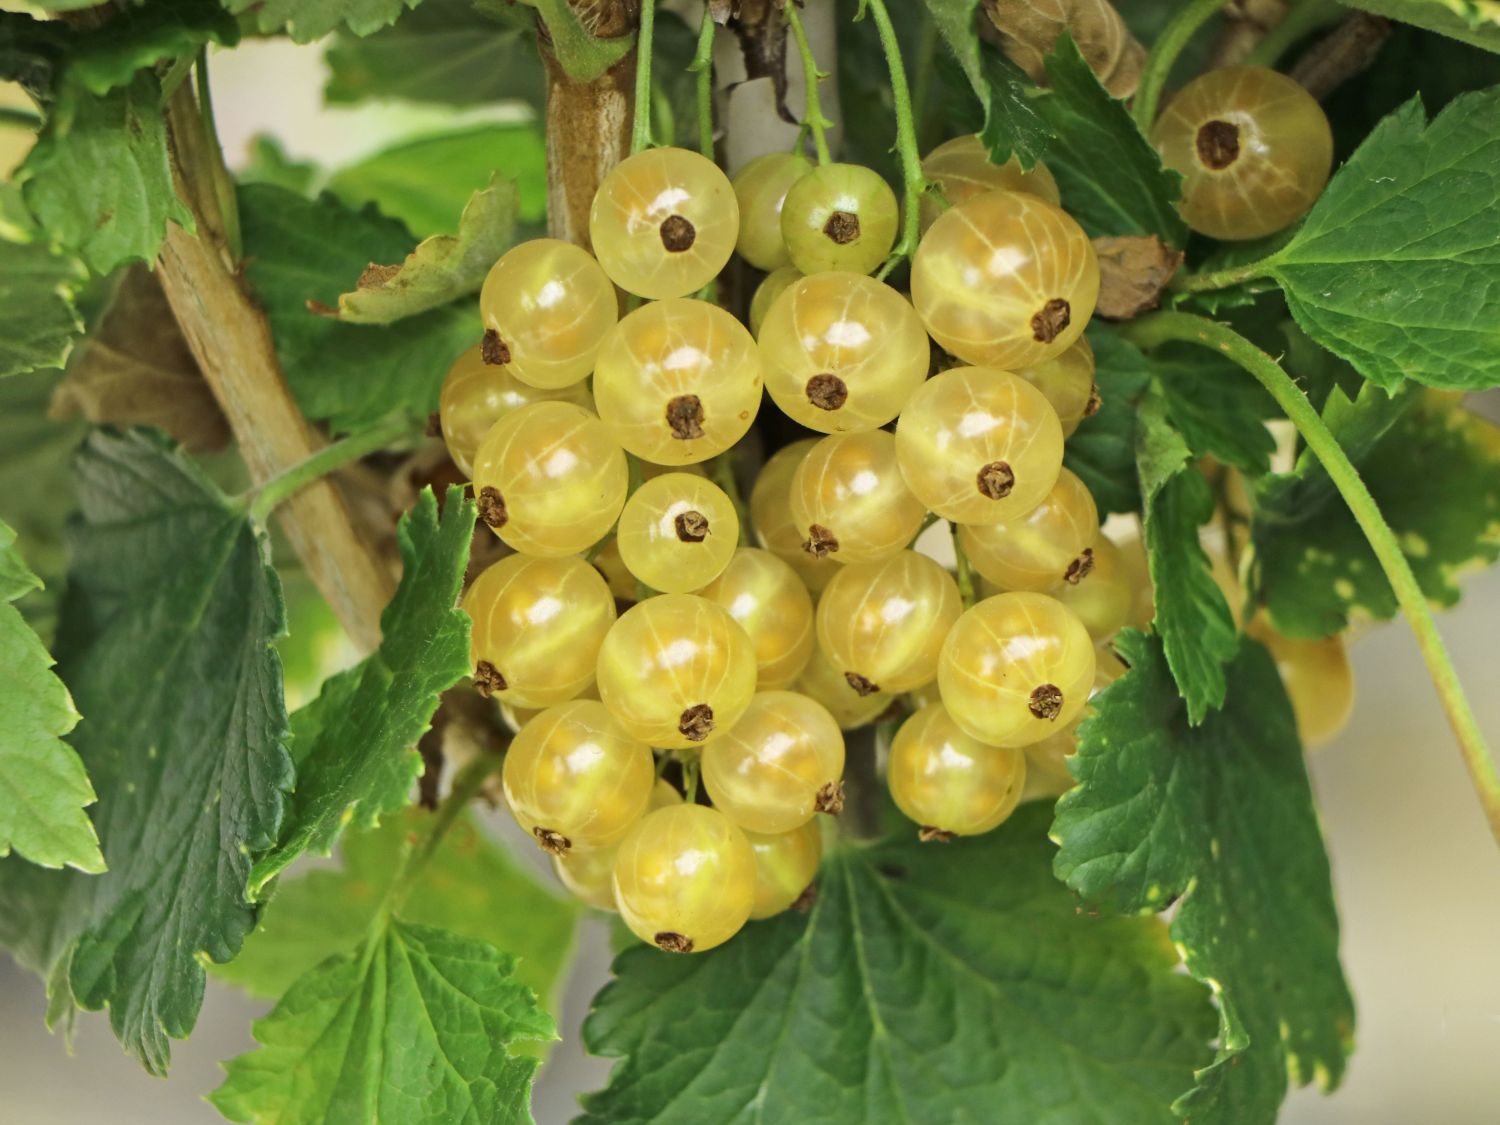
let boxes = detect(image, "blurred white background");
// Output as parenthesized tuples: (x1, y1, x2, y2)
(3, 36, 1499, 1125)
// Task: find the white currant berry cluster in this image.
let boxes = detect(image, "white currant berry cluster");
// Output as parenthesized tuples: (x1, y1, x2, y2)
(438, 135, 1157, 956)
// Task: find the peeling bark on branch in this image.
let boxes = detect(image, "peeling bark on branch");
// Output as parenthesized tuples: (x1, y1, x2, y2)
(157, 86, 393, 652)
(540, 1, 641, 247)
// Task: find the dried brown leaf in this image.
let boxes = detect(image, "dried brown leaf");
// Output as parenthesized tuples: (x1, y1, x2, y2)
(1092, 235, 1183, 320)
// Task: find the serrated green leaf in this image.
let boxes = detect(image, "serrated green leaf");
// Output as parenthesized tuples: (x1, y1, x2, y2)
(0, 213, 86, 377)
(1053, 630, 1354, 1124)
(923, 0, 1052, 167)
(330, 174, 517, 324)
(249, 488, 474, 896)
(1341, 0, 1500, 51)
(523, 0, 634, 83)
(1150, 345, 1278, 476)
(1253, 390, 1500, 637)
(65, 0, 239, 96)
(325, 0, 543, 108)
(1062, 327, 1152, 514)
(0, 517, 102, 873)
(327, 124, 546, 239)
(580, 802, 1214, 1124)
(225, 0, 419, 46)
(213, 919, 555, 1125)
(0, 428, 292, 1074)
(238, 183, 479, 433)
(1267, 88, 1500, 391)
(17, 72, 193, 276)
(215, 808, 577, 1017)
(1036, 34, 1189, 244)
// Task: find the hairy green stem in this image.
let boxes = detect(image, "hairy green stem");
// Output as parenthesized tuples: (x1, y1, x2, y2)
(247, 413, 414, 524)
(1177, 255, 1277, 293)
(864, 0, 926, 280)
(1133, 0, 1234, 131)
(0, 105, 41, 129)
(1243, 0, 1344, 68)
(950, 522, 978, 608)
(1125, 311, 1500, 844)
(630, 0, 657, 153)
(690, 6, 716, 159)
(785, 0, 832, 165)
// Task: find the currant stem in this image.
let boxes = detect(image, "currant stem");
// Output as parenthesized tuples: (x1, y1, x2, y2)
(1243, 0, 1344, 68)
(709, 451, 752, 547)
(785, 0, 832, 165)
(690, 5, 716, 159)
(246, 413, 416, 525)
(1125, 310, 1500, 845)
(392, 748, 507, 908)
(1132, 0, 1235, 132)
(863, 0, 926, 281)
(1177, 256, 1277, 293)
(629, 0, 657, 153)
(950, 522, 978, 609)
(193, 50, 241, 262)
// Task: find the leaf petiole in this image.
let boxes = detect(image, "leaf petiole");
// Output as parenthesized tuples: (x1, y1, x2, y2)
(630, 0, 657, 153)
(689, 4, 716, 159)
(1177, 256, 1278, 293)
(245, 412, 417, 525)
(1124, 310, 1500, 844)
(863, 0, 928, 280)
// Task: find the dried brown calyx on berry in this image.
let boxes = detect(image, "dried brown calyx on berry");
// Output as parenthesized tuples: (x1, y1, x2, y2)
(532, 826, 571, 855)
(659, 214, 697, 252)
(823, 210, 860, 244)
(1029, 683, 1065, 720)
(679, 703, 715, 741)
(666, 394, 706, 440)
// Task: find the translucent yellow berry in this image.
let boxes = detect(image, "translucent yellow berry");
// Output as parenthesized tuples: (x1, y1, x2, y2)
(502, 699, 655, 854)
(918, 134, 1060, 230)
(617, 472, 739, 594)
(781, 162, 899, 275)
(471, 401, 628, 556)
(732, 151, 812, 271)
(463, 553, 616, 708)
(796, 646, 893, 730)
(698, 548, 816, 689)
(894, 366, 1065, 525)
(593, 298, 762, 465)
(1054, 536, 1133, 641)
(957, 468, 1099, 592)
(749, 266, 803, 338)
(479, 238, 618, 389)
(912, 190, 1099, 369)
(589, 146, 740, 299)
(938, 592, 1096, 748)
(1016, 337, 1097, 439)
(702, 690, 845, 834)
(887, 703, 1027, 838)
(1248, 619, 1355, 747)
(746, 821, 823, 920)
(749, 439, 840, 593)
(815, 551, 962, 695)
(552, 778, 682, 912)
(613, 804, 756, 953)
(596, 593, 758, 749)
(790, 430, 927, 565)
(758, 272, 930, 433)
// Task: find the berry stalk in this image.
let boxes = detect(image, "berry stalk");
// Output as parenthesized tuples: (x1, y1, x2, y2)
(246, 412, 419, 525)
(950, 522, 978, 609)
(690, 4, 716, 159)
(1125, 310, 1500, 844)
(1132, 0, 1235, 131)
(785, 0, 833, 165)
(630, 0, 658, 153)
(862, 0, 926, 280)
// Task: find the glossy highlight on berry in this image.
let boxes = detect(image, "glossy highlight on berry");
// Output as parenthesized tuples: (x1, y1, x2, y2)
(815, 551, 962, 695)
(593, 298, 762, 465)
(912, 190, 1099, 369)
(596, 593, 758, 749)
(958, 468, 1099, 592)
(887, 703, 1027, 839)
(698, 547, 816, 689)
(895, 366, 1065, 525)
(589, 146, 740, 298)
(616, 472, 739, 594)
(464, 553, 616, 708)
(758, 272, 930, 433)
(502, 699, 655, 854)
(745, 821, 823, 919)
(612, 804, 756, 953)
(938, 592, 1096, 748)
(790, 430, 927, 565)
(749, 439, 841, 593)
(471, 401, 628, 557)
(479, 239, 618, 389)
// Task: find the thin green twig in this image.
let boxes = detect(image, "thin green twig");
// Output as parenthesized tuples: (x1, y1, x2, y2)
(1132, 0, 1235, 132)
(1177, 255, 1279, 293)
(247, 413, 415, 524)
(690, 6, 716, 159)
(1124, 310, 1500, 845)
(863, 0, 926, 280)
(630, 0, 658, 153)
(950, 522, 978, 608)
(785, 0, 832, 165)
